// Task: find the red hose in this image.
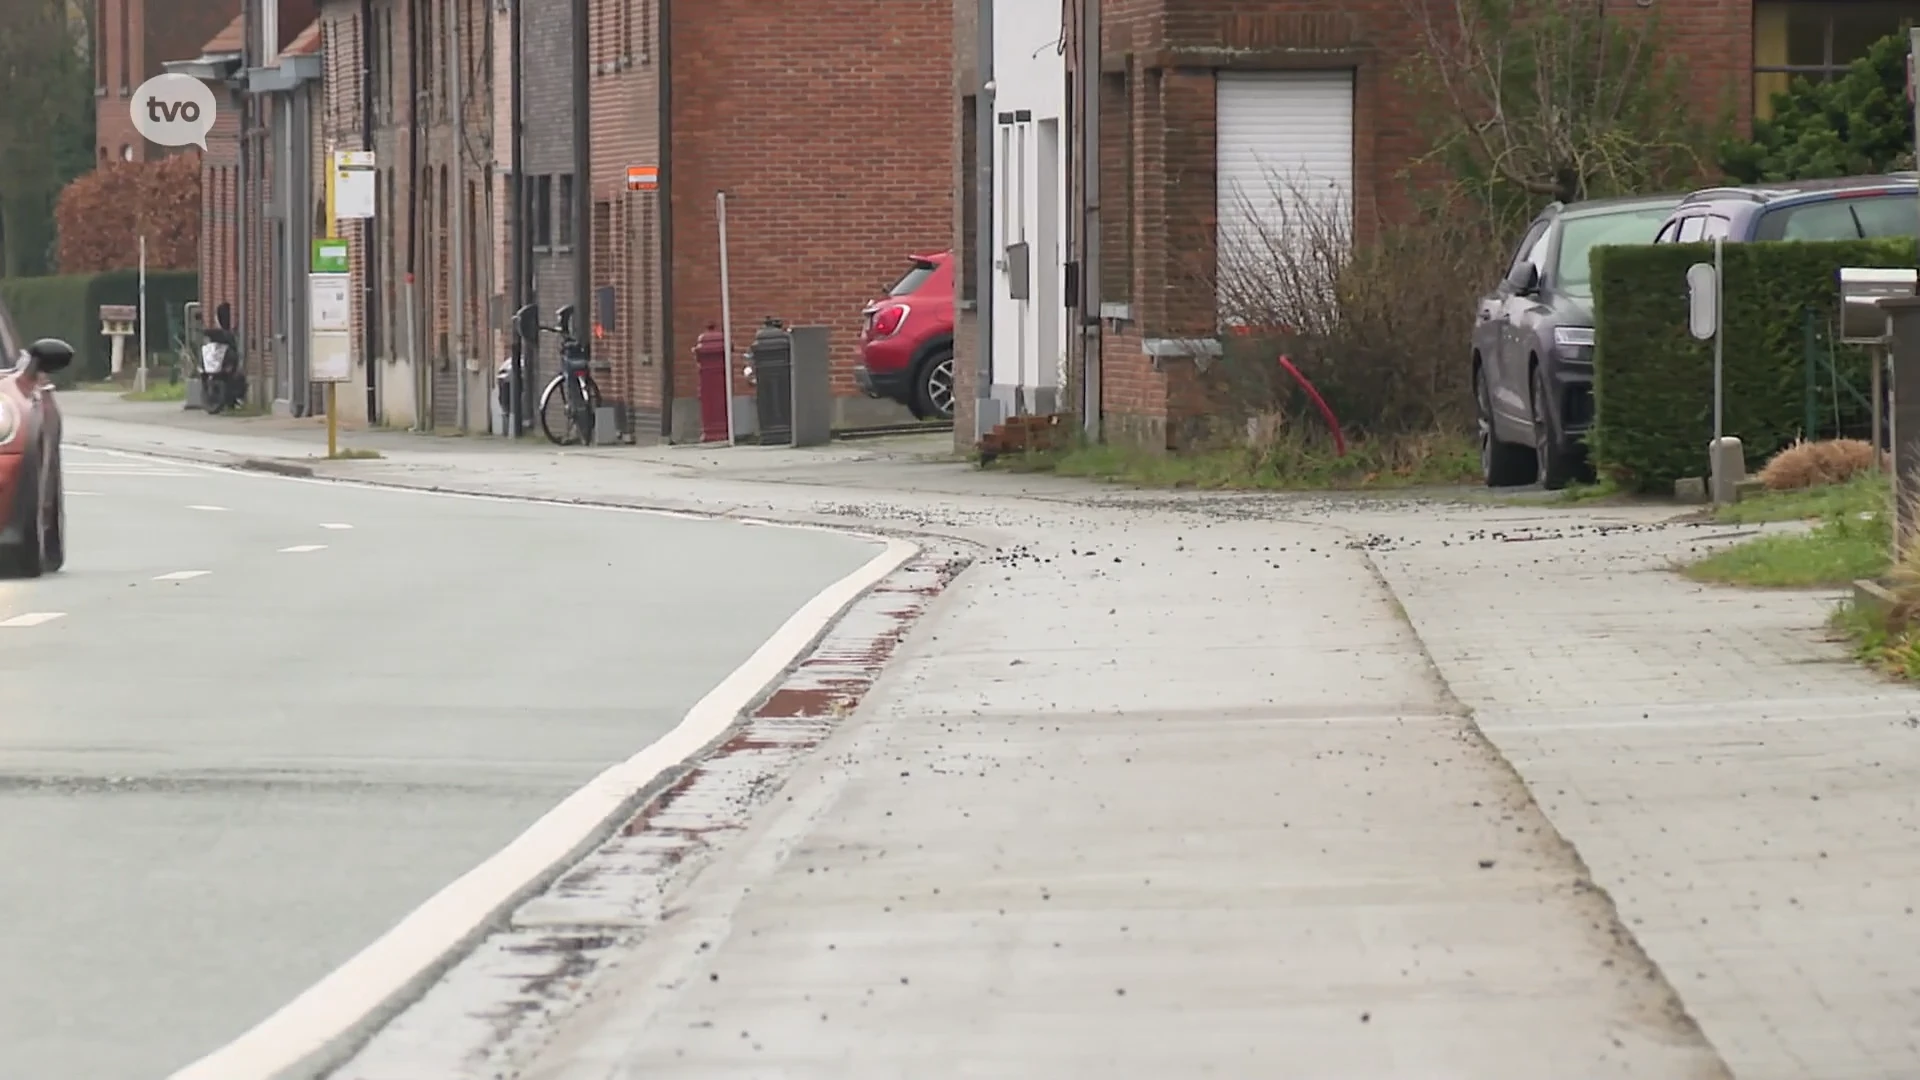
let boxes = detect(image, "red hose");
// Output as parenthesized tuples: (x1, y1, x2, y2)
(1276, 355, 1346, 456)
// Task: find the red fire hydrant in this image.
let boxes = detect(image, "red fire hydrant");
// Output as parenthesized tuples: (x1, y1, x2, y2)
(694, 326, 730, 443)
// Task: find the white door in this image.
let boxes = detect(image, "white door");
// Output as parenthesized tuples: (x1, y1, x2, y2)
(1214, 71, 1355, 324)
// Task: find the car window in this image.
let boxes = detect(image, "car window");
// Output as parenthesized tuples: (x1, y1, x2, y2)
(1702, 215, 1733, 239)
(1552, 204, 1677, 297)
(1654, 220, 1681, 243)
(1507, 222, 1549, 279)
(1757, 198, 1867, 241)
(887, 260, 939, 297)
(1676, 216, 1706, 242)
(1521, 226, 1552, 273)
(1848, 194, 1920, 239)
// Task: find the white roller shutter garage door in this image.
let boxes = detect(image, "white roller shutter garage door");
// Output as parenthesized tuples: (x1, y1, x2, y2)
(1215, 71, 1355, 317)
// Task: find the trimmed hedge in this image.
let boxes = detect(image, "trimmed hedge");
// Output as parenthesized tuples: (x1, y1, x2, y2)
(0, 270, 199, 385)
(1590, 238, 1917, 492)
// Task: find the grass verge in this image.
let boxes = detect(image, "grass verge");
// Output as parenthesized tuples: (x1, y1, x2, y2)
(122, 380, 187, 402)
(1713, 473, 1885, 524)
(1828, 602, 1920, 680)
(328, 447, 383, 460)
(1684, 507, 1888, 588)
(995, 430, 1480, 491)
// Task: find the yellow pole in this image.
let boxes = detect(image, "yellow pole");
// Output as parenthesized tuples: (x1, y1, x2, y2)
(324, 151, 339, 459)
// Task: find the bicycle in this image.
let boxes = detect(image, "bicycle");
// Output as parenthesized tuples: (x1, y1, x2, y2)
(514, 302, 599, 446)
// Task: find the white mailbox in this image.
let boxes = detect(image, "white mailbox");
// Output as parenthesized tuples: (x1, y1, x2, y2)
(1838, 266, 1918, 345)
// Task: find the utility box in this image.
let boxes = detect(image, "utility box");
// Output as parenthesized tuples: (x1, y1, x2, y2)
(1838, 266, 1917, 344)
(789, 325, 832, 448)
(1880, 295, 1920, 555)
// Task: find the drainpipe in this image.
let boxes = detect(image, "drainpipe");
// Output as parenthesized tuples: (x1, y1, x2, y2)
(657, 0, 673, 441)
(404, 0, 421, 429)
(973, 0, 993, 440)
(1080, 0, 1101, 439)
(449, 0, 467, 431)
(361, 0, 377, 422)
(571, 0, 591, 389)
(508, 0, 525, 435)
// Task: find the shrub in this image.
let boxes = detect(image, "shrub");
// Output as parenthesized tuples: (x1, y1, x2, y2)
(0, 270, 200, 384)
(1207, 176, 1505, 439)
(1589, 237, 1916, 492)
(1758, 438, 1880, 490)
(1721, 31, 1914, 183)
(54, 156, 201, 274)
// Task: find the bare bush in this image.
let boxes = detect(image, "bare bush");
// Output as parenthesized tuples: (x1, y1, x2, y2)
(1758, 438, 1882, 490)
(1205, 173, 1503, 439)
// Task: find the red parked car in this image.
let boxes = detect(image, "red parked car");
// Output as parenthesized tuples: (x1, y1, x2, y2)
(855, 251, 955, 420)
(0, 294, 72, 577)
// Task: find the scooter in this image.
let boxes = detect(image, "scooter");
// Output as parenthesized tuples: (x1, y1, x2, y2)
(200, 337, 246, 415)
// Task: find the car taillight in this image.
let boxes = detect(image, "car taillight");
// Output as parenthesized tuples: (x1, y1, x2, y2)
(869, 304, 910, 338)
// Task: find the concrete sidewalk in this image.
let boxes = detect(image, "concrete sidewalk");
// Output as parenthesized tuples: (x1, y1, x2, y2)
(64, 398, 1915, 1077)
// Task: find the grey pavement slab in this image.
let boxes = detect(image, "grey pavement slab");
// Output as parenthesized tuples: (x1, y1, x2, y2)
(68, 398, 1897, 1079)
(0, 445, 879, 1079)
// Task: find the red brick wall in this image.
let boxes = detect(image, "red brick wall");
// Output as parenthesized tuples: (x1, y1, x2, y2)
(666, 0, 954, 432)
(318, 1, 370, 375)
(586, 0, 664, 433)
(199, 100, 242, 321)
(98, 0, 245, 163)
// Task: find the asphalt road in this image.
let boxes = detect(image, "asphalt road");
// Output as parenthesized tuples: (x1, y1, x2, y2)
(0, 445, 882, 1080)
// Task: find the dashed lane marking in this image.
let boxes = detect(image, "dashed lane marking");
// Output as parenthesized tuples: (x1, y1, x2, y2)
(279, 545, 326, 553)
(0, 612, 65, 628)
(188, 505, 228, 512)
(319, 523, 353, 530)
(153, 570, 211, 581)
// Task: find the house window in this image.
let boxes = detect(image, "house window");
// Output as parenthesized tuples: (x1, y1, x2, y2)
(1098, 71, 1133, 306)
(556, 174, 575, 249)
(531, 174, 553, 249)
(1753, 2, 1920, 119)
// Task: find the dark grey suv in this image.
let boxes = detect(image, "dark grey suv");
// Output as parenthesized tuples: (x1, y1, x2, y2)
(1472, 195, 1679, 489)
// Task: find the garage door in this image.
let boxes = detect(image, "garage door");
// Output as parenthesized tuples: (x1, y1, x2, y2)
(1215, 71, 1355, 316)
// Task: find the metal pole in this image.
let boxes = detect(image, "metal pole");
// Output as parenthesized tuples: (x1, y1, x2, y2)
(325, 149, 339, 458)
(717, 191, 736, 446)
(974, 0, 993, 435)
(449, 0, 468, 432)
(137, 235, 147, 391)
(361, 0, 377, 422)
(1712, 234, 1724, 441)
(508, 0, 525, 436)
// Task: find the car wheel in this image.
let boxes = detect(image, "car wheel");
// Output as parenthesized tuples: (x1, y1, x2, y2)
(1477, 364, 1536, 487)
(1531, 365, 1575, 491)
(0, 473, 46, 579)
(41, 451, 63, 573)
(913, 347, 955, 421)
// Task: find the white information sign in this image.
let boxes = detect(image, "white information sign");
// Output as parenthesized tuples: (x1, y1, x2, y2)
(308, 271, 354, 383)
(333, 150, 377, 220)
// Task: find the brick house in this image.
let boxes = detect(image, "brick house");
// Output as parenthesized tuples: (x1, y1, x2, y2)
(514, 0, 579, 415)
(952, 0, 1920, 452)
(584, 0, 955, 442)
(95, 0, 243, 164)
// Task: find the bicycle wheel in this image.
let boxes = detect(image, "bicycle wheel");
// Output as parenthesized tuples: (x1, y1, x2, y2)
(572, 375, 600, 445)
(538, 375, 577, 445)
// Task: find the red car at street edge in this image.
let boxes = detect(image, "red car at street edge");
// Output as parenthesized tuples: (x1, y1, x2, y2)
(855, 251, 955, 421)
(0, 293, 73, 577)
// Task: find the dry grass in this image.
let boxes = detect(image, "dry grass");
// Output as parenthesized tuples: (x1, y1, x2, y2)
(1757, 438, 1882, 491)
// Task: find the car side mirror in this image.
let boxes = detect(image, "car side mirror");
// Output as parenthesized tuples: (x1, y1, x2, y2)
(23, 338, 74, 377)
(513, 303, 540, 343)
(1506, 262, 1540, 294)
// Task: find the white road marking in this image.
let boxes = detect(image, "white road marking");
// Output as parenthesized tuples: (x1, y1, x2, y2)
(0, 612, 65, 628)
(66, 464, 195, 477)
(319, 523, 353, 530)
(278, 544, 326, 553)
(166, 536, 919, 1080)
(68, 491, 99, 497)
(188, 505, 228, 512)
(153, 570, 211, 581)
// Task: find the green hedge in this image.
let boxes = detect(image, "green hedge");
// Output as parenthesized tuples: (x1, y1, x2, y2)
(1590, 238, 1916, 492)
(0, 270, 200, 386)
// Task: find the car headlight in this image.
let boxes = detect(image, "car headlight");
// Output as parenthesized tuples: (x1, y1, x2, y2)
(0, 398, 16, 445)
(1554, 326, 1596, 349)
